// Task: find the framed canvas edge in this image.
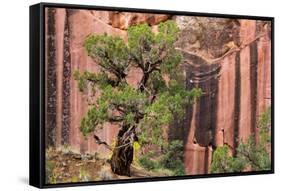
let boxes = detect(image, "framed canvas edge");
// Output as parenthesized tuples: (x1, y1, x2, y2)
(30, 3, 44, 188)
(29, 2, 275, 189)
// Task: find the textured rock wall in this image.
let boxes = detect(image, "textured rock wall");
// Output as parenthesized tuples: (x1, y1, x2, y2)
(175, 19, 272, 175)
(45, 8, 170, 155)
(45, 8, 124, 154)
(45, 8, 271, 173)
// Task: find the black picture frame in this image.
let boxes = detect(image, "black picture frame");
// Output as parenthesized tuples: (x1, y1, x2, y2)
(30, 2, 274, 188)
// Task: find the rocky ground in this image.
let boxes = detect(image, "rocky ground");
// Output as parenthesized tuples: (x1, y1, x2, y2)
(45, 148, 164, 184)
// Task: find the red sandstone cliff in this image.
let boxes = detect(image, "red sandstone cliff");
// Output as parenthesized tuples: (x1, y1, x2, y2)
(45, 8, 271, 174)
(174, 18, 271, 174)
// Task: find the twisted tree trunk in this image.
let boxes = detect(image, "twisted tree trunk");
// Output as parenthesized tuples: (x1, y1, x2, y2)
(110, 126, 135, 176)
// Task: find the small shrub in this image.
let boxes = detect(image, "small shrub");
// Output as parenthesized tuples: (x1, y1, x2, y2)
(46, 160, 57, 184)
(139, 140, 186, 176)
(159, 140, 186, 176)
(211, 106, 271, 173)
(139, 155, 158, 170)
(210, 145, 245, 173)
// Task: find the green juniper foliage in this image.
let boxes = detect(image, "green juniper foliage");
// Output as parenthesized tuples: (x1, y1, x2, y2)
(211, 106, 271, 173)
(75, 20, 201, 143)
(74, 20, 201, 175)
(210, 145, 245, 173)
(159, 140, 186, 175)
(139, 140, 185, 176)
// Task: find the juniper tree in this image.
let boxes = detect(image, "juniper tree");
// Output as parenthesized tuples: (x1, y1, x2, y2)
(74, 20, 202, 176)
(211, 106, 271, 173)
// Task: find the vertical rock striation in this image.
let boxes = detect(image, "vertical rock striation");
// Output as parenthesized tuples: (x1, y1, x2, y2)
(45, 9, 271, 174)
(45, 8, 57, 147)
(61, 9, 71, 145)
(176, 19, 272, 174)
